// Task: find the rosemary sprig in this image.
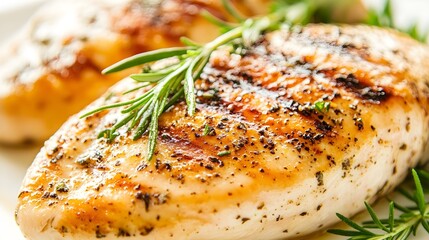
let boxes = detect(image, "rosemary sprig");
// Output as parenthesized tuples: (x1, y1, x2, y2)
(78, 0, 429, 238)
(81, 3, 289, 161)
(83, 0, 346, 161)
(82, 0, 427, 163)
(328, 169, 429, 239)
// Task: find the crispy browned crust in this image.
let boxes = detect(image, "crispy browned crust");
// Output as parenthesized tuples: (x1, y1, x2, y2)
(16, 25, 429, 239)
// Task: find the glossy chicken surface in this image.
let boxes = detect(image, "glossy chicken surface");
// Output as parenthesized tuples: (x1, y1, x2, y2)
(0, 0, 269, 144)
(16, 25, 429, 239)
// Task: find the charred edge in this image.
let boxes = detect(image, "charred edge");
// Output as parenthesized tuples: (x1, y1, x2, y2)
(334, 74, 389, 103)
(314, 120, 333, 133)
(158, 126, 227, 168)
(198, 70, 325, 121)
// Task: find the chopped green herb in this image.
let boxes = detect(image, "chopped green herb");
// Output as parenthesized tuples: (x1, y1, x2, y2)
(313, 101, 330, 113)
(202, 92, 215, 99)
(78, 1, 429, 238)
(217, 150, 231, 157)
(56, 182, 69, 193)
(104, 92, 115, 101)
(203, 124, 216, 136)
(82, 0, 427, 163)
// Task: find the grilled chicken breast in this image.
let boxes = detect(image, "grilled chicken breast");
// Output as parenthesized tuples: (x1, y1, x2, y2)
(16, 25, 429, 239)
(0, 0, 270, 144)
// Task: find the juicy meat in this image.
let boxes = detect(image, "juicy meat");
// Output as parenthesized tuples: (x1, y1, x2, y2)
(0, 0, 268, 144)
(16, 25, 429, 239)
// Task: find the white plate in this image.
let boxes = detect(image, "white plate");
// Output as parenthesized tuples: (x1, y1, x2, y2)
(0, 0, 428, 239)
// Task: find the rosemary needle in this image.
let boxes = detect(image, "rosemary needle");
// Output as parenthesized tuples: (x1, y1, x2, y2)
(82, 7, 286, 161)
(328, 169, 429, 240)
(82, 0, 427, 163)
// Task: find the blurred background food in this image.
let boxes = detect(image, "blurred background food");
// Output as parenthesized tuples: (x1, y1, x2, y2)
(0, 0, 428, 145)
(0, 0, 273, 144)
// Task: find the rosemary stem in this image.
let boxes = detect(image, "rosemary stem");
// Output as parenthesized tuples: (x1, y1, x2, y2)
(369, 207, 429, 240)
(205, 26, 244, 50)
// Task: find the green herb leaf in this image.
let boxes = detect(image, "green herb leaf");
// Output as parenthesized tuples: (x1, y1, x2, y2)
(335, 213, 376, 235)
(84, 0, 428, 165)
(200, 10, 236, 32)
(388, 201, 395, 232)
(412, 169, 426, 215)
(56, 181, 69, 192)
(217, 150, 231, 157)
(203, 124, 215, 136)
(364, 201, 390, 232)
(83, 1, 294, 161)
(102, 47, 194, 74)
(221, 0, 244, 22)
(180, 37, 202, 47)
(313, 101, 330, 113)
(330, 169, 429, 240)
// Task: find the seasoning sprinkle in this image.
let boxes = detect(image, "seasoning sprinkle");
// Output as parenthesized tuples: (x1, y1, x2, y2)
(56, 182, 69, 193)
